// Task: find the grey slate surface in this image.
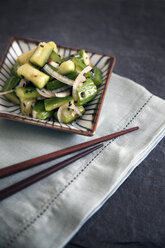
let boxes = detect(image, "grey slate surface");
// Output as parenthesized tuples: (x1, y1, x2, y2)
(0, 0, 164, 247)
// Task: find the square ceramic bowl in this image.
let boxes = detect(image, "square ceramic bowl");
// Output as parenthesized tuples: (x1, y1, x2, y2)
(0, 37, 115, 136)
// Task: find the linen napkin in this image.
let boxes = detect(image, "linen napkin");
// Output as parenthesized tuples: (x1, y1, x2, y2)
(0, 73, 164, 248)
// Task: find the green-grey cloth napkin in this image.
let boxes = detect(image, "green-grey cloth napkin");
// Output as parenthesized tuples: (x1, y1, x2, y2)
(0, 73, 165, 248)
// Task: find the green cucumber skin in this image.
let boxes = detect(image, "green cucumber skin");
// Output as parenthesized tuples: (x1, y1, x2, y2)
(61, 50, 86, 65)
(77, 78, 98, 106)
(46, 80, 66, 91)
(44, 96, 73, 111)
(11, 62, 20, 76)
(86, 66, 102, 87)
(77, 50, 85, 57)
(54, 105, 85, 124)
(72, 57, 86, 72)
(61, 57, 71, 63)
(16, 87, 39, 100)
(32, 101, 53, 120)
(78, 50, 90, 65)
(49, 51, 62, 64)
(5, 92, 20, 104)
(66, 71, 78, 79)
(2, 76, 21, 104)
(46, 71, 78, 91)
(2, 76, 21, 91)
(72, 50, 88, 71)
(71, 50, 90, 72)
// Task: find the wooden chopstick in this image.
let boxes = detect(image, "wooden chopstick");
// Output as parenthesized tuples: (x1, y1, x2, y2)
(0, 144, 103, 201)
(0, 126, 139, 179)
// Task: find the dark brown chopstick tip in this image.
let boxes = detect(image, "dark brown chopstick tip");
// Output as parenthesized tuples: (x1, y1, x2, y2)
(132, 126, 139, 130)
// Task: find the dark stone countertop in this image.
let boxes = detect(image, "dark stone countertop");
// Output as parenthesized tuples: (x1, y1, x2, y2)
(0, 0, 164, 247)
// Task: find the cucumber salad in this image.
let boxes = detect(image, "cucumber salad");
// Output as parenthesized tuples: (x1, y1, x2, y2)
(1, 41, 102, 124)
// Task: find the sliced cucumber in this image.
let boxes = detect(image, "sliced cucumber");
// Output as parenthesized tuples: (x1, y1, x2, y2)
(86, 66, 102, 87)
(48, 41, 58, 53)
(2, 76, 20, 91)
(44, 96, 73, 111)
(30, 42, 53, 67)
(58, 60, 75, 75)
(32, 101, 53, 120)
(20, 99, 36, 117)
(49, 51, 61, 64)
(46, 80, 66, 91)
(16, 87, 39, 100)
(78, 50, 90, 65)
(2, 76, 21, 104)
(77, 78, 98, 106)
(17, 63, 50, 89)
(72, 57, 86, 72)
(54, 105, 85, 124)
(17, 48, 36, 64)
(11, 61, 21, 76)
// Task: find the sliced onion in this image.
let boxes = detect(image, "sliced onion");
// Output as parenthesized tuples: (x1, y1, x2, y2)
(70, 103, 82, 116)
(32, 110, 38, 119)
(43, 64, 74, 86)
(72, 65, 92, 101)
(37, 88, 71, 98)
(0, 89, 15, 95)
(0, 79, 27, 95)
(48, 60, 59, 68)
(54, 91, 71, 97)
(36, 88, 55, 98)
(16, 79, 27, 88)
(57, 103, 68, 123)
(57, 102, 82, 123)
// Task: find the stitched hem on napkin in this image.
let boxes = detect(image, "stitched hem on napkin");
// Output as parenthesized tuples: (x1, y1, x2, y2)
(3, 93, 164, 248)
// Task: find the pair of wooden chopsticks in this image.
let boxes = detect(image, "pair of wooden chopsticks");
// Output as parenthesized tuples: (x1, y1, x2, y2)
(0, 126, 139, 201)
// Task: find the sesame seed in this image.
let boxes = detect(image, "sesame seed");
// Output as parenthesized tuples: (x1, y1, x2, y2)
(81, 92, 85, 97)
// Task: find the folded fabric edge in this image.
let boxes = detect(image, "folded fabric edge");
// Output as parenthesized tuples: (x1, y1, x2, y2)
(61, 125, 165, 248)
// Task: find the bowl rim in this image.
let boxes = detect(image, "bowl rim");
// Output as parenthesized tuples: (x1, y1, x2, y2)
(0, 36, 116, 136)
